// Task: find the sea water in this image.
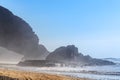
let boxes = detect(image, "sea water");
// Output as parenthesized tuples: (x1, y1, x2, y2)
(0, 64, 120, 80)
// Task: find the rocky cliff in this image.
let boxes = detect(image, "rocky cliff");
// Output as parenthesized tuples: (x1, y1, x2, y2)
(0, 6, 49, 60)
(46, 45, 115, 66)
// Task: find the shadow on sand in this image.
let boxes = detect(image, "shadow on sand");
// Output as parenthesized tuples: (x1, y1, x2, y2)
(0, 75, 19, 80)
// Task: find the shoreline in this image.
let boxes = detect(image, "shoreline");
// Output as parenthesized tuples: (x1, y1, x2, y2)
(0, 68, 89, 80)
(0, 64, 119, 79)
(0, 64, 120, 80)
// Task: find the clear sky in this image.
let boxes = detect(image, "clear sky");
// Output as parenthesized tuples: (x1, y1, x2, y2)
(0, 0, 120, 58)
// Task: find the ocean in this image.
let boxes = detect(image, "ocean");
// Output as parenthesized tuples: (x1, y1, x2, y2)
(0, 64, 120, 80)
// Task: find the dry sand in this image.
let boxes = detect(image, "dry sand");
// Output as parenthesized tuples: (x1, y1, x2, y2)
(0, 69, 89, 80)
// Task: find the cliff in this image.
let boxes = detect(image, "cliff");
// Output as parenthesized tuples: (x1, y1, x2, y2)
(0, 6, 49, 60)
(46, 45, 115, 66)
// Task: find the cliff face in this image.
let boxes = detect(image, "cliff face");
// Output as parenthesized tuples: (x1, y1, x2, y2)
(46, 45, 115, 66)
(46, 45, 91, 63)
(0, 6, 49, 60)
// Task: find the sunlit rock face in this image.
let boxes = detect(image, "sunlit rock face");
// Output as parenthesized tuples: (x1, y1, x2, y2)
(0, 6, 49, 60)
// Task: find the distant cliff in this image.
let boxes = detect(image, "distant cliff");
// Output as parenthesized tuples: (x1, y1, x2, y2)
(0, 6, 49, 60)
(18, 45, 115, 67)
(46, 45, 115, 66)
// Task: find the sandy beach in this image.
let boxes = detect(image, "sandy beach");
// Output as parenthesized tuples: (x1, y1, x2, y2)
(0, 69, 89, 80)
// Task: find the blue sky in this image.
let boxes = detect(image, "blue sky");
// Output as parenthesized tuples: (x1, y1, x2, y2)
(0, 0, 120, 58)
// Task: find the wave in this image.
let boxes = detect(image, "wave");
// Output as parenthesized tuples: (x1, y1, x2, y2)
(0, 64, 120, 80)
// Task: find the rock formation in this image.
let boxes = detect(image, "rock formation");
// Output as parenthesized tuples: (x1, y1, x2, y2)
(0, 6, 49, 60)
(46, 45, 91, 63)
(0, 6, 115, 66)
(46, 45, 115, 66)
(18, 45, 115, 67)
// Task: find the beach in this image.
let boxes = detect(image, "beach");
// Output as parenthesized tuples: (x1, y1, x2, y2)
(0, 68, 88, 80)
(0, 64, 120, 80)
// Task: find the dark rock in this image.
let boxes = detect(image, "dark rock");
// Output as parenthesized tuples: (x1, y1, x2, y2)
(46, 45, 79, 62)
(0, 6, 49, 60)
(46, 45, 115, 66)
(46, 45, 91, 63)
(88, 58, 115, 66)
(18, 60, 60, 67)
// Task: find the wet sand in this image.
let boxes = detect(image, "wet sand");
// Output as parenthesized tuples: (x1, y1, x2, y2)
(0, 69, 89, 80)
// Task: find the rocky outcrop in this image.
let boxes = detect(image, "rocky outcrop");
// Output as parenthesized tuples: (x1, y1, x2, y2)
(18, 60, 60, 67)
(46, 45, 91, 63)
(18, 45, 115, 67)
(46, 45, 115, 66)
(0, 6, 49, 60)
